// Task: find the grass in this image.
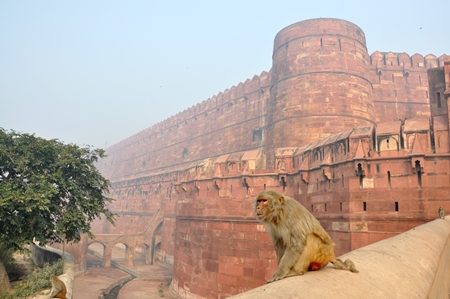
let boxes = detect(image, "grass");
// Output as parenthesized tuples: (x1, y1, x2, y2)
(0, 256, 63, 299)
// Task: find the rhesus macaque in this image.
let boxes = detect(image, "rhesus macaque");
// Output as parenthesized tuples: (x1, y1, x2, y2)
(438, 206, 445, 219)
(49, 275, 67, 299)
(254, 190, 358, 283)
(331, 258, 359, 273)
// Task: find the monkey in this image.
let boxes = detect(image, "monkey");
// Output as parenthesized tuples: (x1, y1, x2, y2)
(49, 275, 67, 299)
(438, 206, 445, 219)
(254, 190, 358, 283)
(331, 258, 359, 273)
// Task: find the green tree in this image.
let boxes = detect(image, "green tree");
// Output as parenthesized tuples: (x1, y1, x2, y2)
(0, 128, 115, 291)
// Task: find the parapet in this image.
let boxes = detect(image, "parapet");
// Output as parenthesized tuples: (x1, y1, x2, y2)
(229, 216, 450, 299)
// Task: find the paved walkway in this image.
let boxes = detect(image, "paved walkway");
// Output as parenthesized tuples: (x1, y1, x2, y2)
(72, 249, 174, 299)
(117, 262, 173, 299)
(73, 267, 129, 299)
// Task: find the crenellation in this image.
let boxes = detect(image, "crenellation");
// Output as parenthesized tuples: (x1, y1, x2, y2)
(411, 53, 426, 67)
(370, 50, 384, 66)
(425, 54, 439, 68)
(439, 54, 449, 67)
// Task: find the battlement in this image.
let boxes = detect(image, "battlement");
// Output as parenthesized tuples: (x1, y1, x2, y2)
(370, 51, 447, 68)
(104, 71, 270, 155)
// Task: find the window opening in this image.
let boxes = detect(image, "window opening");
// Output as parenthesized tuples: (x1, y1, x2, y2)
(415, 161, 422, 189)
(388, 171, 391, 190)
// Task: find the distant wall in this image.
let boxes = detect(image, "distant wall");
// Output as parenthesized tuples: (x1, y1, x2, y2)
(229, 216, 450, 299)
(97, 72, 271, 181)
(369, 52, 448, 122)
(97, 20, 447, 180)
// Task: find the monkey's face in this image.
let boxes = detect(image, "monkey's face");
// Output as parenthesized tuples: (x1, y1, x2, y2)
(254, 190, 284, 222)
(255, 197, 269, 220)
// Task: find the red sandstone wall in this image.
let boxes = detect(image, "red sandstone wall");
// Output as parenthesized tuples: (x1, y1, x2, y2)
(90, 171, 181, 263)
(96, 27, 447, 180)
(369, 52, 448, 123)
(97, 72, 270, 182)
(169, 149, 450, 298)
(91, 18, 450, 299)
(170, 176, 276, 298)
(266, 18, 375, 164)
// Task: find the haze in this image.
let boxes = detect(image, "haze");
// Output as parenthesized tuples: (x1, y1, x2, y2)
(1, 0, 448, 149)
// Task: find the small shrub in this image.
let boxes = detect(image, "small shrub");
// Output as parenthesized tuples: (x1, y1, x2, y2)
(0, 259, 63, 299)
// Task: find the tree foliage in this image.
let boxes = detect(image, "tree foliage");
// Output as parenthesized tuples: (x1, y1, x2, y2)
(0, 128, 115, 251)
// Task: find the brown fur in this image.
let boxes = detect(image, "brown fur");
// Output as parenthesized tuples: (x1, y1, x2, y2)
(254, 190, 358, 283)
(49, 275, 67, 299)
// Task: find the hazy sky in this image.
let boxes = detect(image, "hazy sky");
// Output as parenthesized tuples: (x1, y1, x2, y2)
(1, 1, 448, 149)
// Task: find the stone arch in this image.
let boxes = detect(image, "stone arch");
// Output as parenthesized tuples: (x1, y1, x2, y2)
(153, 242, 163, 263)
(150, 221, 164, 265)
(110, 242, 132, 266)
(86, 242, 105, 267)
(135, 243, 152, 265)
(378, 136, 399, 151)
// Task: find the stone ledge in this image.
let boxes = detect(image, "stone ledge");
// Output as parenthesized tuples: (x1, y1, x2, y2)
(229, 216, 450, 299)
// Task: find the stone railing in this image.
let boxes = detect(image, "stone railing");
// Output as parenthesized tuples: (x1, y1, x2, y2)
(229, 216, 450, 299)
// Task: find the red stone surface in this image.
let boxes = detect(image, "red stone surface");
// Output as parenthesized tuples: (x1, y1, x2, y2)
(90, 18, 450, 298)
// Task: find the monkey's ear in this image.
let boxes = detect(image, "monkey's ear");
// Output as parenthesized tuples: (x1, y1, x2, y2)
(279, 196, 285, 204)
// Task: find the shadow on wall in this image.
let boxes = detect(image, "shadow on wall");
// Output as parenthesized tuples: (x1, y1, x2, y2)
(229, 216, 450, 299)
(31, 244, 74, 299)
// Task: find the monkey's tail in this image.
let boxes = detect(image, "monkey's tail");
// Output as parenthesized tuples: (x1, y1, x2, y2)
(331, 259, 359, 273)
(345, 259, 359, 273)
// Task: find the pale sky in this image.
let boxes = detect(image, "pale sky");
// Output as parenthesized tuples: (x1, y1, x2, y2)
(1, 0, 448, 149)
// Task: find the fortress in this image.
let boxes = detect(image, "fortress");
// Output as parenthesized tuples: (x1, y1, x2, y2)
(90, 18, 450, 298)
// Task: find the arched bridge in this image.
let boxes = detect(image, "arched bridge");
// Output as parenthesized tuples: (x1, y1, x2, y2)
(86, 205, 165, 268)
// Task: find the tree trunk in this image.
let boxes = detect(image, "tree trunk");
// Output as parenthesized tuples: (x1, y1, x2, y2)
(0, 249, 11, 293)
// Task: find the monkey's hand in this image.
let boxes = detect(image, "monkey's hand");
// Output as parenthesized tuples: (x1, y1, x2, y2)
(267, 263, 293, 283)
(266, 273, 284, 284)
(267, 242, 304, 283)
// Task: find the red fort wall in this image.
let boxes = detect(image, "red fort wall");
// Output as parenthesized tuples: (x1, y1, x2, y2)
(98, 72, 270, 182)
(92, 18, 449, 298)
(370, 52, 447, 123)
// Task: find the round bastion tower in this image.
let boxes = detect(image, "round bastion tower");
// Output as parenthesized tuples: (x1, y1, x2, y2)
(265, 18, 376, 166)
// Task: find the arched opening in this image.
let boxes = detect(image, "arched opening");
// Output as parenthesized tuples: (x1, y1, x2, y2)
(151, 222, 164, 265)
(387, 171, 391, 189)
(357, 163, 364, 189)
(111, 243, 128, 264)
(153, 242, 163, 263)
(135, 243, 151, 265)
(252, 129, 263, 142)
(415, 160, 422, 189)
(87, 243, 105, 268)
